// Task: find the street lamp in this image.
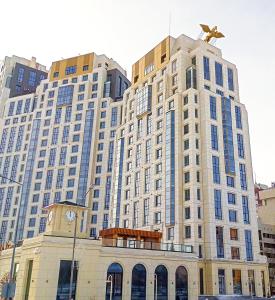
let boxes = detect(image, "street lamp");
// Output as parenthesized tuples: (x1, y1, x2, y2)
(0, 174, 23, 300)
(106, 274, 113, 300)
(68, 183, 94, 300)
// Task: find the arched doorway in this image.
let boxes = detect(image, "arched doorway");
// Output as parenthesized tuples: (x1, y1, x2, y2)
(131, 264, 146, 300)
(154, 265, 168, 300)
(106, 263, 123, 300)
(175, 266, 188, 300)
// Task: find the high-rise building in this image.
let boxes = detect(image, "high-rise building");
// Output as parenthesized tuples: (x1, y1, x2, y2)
(0, 52, 129, 242)
(0, 55, 47, 116)
(109, 34, 268, 296)
(258, 186, 275, 295)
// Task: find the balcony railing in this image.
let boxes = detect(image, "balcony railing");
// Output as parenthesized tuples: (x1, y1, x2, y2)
(101, 238, 193, 253)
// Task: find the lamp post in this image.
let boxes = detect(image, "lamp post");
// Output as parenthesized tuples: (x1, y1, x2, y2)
(68, 183, 94, 300)
(106, 274, 113, 300)
(0, 174, 23, 300)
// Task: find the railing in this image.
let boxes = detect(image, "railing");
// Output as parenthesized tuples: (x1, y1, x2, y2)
(101, 238, 193, 253)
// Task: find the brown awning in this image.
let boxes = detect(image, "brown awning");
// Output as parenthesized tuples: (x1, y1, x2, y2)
(99, 228, 162, 239)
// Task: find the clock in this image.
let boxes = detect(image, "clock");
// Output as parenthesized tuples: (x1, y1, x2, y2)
(66, 210, 76, 222)
(47, 211, 53, 224)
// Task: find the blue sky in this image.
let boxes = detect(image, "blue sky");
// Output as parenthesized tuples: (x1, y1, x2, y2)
(1, 0, 274, 184)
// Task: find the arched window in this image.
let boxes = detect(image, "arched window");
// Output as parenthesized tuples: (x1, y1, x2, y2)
(131, 264, 146, 300)
(154, 265, 168, 300)
(106, 263, 123, 300)
(175, 266, 188, 300)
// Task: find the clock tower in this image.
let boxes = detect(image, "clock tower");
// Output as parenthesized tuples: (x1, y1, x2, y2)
(44, 201, 88, 238)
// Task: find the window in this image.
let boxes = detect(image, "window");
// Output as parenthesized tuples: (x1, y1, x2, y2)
(235, 106, 242, 129)
(239, 163, 247, 190)
(184, 124, 189, 134)
(210, 96, 217, 120)
(214, 190, 222, 220)
(212, 156, 220, 184)
(65, 65, 76, 75)
(184, 172, 190, 183)
(183, 110, 188, 120)
(218, 269, 226, 294)
(227, 68, 234, 91)
(227, 193, 236, 204)
(155, 195, 161, 207)
(216, 226, 224, 258)
(227, 176, 235, 187)
(215, 62, 223, 86)
(242, 196, 250, 224)
(184, 139, 189, 150)
(184, 155, 189, 166)
(57, 85, 74, 106)
(211, 125, 218, 150)
(198, 225, 202, 238)
(156, 179, 162, 190)
(230, 228, 238, 240)
(185, 226, 191, 238)
(185, 189, 190, 201)
(131, 264, 146, 299)
(237, 134, 245, 158)
(245, 230, 253, 261)
(203, 56, 210, 80)
(231, 247, 240, 259)
(229, 210, 237, 222)
(28, 71, 36, 86)
(185, 207, 190, 219)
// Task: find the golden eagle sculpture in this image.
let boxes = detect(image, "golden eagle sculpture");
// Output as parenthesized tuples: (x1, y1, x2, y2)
(200, 24, 225, 43)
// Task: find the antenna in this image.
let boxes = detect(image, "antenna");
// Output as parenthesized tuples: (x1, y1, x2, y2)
(168, 11, 171, 36)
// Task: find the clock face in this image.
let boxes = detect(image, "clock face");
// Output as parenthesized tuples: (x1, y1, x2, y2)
(47, 211, 53, 224)
(66, 210, 76, 222)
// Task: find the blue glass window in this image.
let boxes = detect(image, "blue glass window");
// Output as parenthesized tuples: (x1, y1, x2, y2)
(66, 191, 73, 200)
(0, 128, 9, 153)
(59, 147, 67, 165)
(79, 84, 85, 92)
(24, 99, 31, 113)
(28, 71, 36, 86)
(226, 176, 235, 187)
(3, 187, 14, 217)
(54, 192, 61, 203)
(29, 218, 36, 227)
(17, 68, 24, 82)
(43, 193, 50, 207)
(51, 128, 59, 145)
(48, 90, 55, 98)
(229, 210, 237, 222)
(222, 97, 235, 174)
(227, 68, 234, 91)
(54, 108, 62, 124)
(227, 193, 236, 204)
(104, 176, 112, 210)
(45, 170, 53, 190)
(72, 145, 78, 153)
(56, 169, 64, 189)
(10, 155, 19, 180)
(245, 230, 253, 261)
(111, 107, 118, 127)
(39, 217, 47, 233)
(131, 264, 147, 299)
(69, 167, 76, 175)
(210, 96, 217, 119)
(93, 73, 98, 81)
(16, 100, 23, 115)
(212, 156, 220, 184)
(78, 94, 84, 101)
(31, 206, 38, 214)
(62, 126, 70, 143)
(239, 163, 247, 190)
(1, 157, 11, 184)
(242, 196, 250, 224)
(65, 65, 76, 75)
(7, 127, 16, 152)
(237, 134, 245, 158)
(215, 62, 223, 86)
(214, 189, 222, 220)
(67, 179, 75, 187)
(203, 56, 210, 80)
(48, 148, 56, 166)
(65, 106, 72, 123)
(211, 125, 218, 150)
(57, 85, 74, 106)
(235, 106, 242, 129)
(8, 102, 15, 116)
(107, 141, 114, 172)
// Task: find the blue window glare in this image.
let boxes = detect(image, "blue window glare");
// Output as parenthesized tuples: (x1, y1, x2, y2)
(212, 156, 221, 184)
(66, 191, 73, 200)
(62, 126, 70, 143)
(104, 176, 112, 210)
(39, 217, 47, 233)
(210, 96, 217, 120)
(237, 134, 245, 158)
(82, 75, 88, 81)
(24, 98, 31, 113)
(93, 190, 100, 198)
(77, 104, 83, 111)
(57, 85, 74, 106)
(10, 155, 19, 180)
(54, 108, 62, 124)
(203, 56, 210, 80)
(16, 100, 23, 115)
(67, 179, 75, 187)
(48, 148, 56, 166)
(8, 102, 15, 116)
(211, 125, 218, 150)
(88, 102, 94, 109)
(227, 68, 234, 91)
(111, 107, 118, 127)
(75, 113, 82, 121)
(65, 65, 77, 75)
(7, 127, 16, 152)
(31, 206, 38, 214)
(51, 128, 59, 145)
(45, 170, 53, 190)
(69, 167, 76, 176)
(59, 147, 67, 165)
(94, 177, 100, 185)
(78, 94, 84, 101)
(79, 84, 85, 92)
(65, 106, 72, 123)
(227, 176, 235, 187)
(74, 124, 81, 131)
(107, 141, 114, 172)
(43, 193, 50, 207)
(222, 97, 235, 174)
(72, 145, 78, 153)
(235, 106, 242, 129)
(245, 230, 253, 261)
(229, 210, 237, 222)
(215, 62, 223, 86)
(56, 169, 64, 189)
(27, 231, 34, 238)
(48, 90, 55, 98)
(239, 163, 247, 190)
(3, 187, 14, 217)
(242, 196, 250, 224)
(73, 134, 80, 142)
(28, 71, 36, 86)
(0, 128, 9, 153)
(29, 218, 36, 227)
(17, 67, 24, 82)
(70, 156, 77, 164)
(214, 189, 222, 220)
(227, 193, 236, 204)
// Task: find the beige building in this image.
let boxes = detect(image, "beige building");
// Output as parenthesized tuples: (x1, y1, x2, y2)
(258, 186, 275, 295)
(0, 202, 270, 299)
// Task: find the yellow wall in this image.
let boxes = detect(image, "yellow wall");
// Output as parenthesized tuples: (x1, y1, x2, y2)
(49, 53, 94, 81)
(132, 36, 171, 85)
